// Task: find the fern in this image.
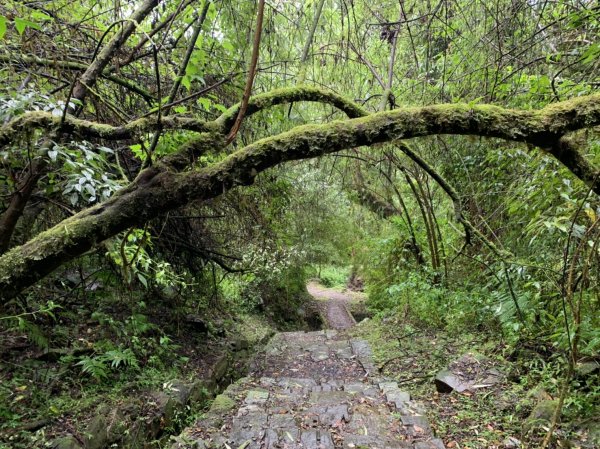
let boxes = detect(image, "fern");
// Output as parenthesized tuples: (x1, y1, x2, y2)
(17, 317, 48, 349)
(102, 348, 139, 369)
(76, 356, 109, 380)
(76, 347, 139, 380)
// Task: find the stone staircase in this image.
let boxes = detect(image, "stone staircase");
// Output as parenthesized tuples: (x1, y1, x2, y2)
(172, 329, 444, 449)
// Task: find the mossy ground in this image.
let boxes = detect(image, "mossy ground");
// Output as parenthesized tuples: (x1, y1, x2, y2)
(0, 293, 276, 449)
(351, 313, 598, 449)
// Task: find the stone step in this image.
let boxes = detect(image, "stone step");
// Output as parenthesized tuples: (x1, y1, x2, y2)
(172, 333, 445, 449)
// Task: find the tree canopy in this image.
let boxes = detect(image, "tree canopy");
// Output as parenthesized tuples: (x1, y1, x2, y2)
(0, 0, 598, 300)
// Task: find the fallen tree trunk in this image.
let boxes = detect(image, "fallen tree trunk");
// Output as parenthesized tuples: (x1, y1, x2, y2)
(0, 91, 599, 301)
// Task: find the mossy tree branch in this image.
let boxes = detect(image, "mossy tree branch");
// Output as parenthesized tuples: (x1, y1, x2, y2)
(0, 0, 159, 255)
(71, 0, 159, 102)
(0, 93, 599, 300)
(0, 86, 370, 151)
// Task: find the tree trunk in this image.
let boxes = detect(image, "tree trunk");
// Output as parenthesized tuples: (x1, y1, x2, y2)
(0, 160, 45, 253)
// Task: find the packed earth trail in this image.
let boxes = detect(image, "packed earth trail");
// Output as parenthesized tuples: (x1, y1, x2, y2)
(172, 285, 445, 449)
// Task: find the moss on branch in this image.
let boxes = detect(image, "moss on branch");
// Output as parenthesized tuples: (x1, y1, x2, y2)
(215, 86, 370, 131)
(0, 92, 600, 300)
(0, 86, 368, 151)
(0, 112, 219, 148)
(202, 93, 600, 186)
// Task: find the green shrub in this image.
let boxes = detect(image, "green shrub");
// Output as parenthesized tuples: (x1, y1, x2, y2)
(315, 265, 350, 288)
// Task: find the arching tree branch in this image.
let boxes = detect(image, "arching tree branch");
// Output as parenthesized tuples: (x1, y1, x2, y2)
(0, 86, 370, 149)
(0, 93, 599, 300)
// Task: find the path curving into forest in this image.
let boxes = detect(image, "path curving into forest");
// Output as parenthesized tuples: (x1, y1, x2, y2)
(306, 281, 357, 330)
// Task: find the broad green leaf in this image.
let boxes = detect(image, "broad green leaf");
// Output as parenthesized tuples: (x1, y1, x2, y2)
(181, 75, 191, 91)
(137, 272, 148, 288)
(222, 40, 235, 53)
(30, 10, 53, 22)
(14, 18, 41, 35)
(0, 16, 7, 40)
(198, 97, 211, 111)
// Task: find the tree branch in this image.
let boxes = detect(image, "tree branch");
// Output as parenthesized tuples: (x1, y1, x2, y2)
(0, 86, 370, 149)
(225, 0, 266, 144)
(71, 0, 159, 102)
(0, 93, 599, 300)
(0, 53, 155, 103)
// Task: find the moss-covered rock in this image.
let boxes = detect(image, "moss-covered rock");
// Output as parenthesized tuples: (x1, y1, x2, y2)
(209, 394, 236, 413)
(83, 405, 127, 449)
(51, 436, 83, 449)
(523, 399, 558, 433)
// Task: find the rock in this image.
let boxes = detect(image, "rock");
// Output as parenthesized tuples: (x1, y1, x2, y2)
(211, 353, 230, 381)
(435, 354, 504, 393)
(51, 436, 83, 449)
(576, 360, 600, 377)
(503, 436, 522, 448)
(245, 390, 269, 405)
(435, 369, 468, 393)
(188, 379, 212, 403)
(414, 440, 445, 449)
(523, 399, 558, 433)
(127, 414, 162, 447)
(309, 390, 352, 406)
(300, 429, 335, 449)
(229, 410, 268, 446)
(400, 415, 431, 436)
(83, 405, 127, 449)
(165, 379, 193, 405)
(210, 394, 236, 413)
(154, 391, 179, 429)
(230, 337, 250, 351)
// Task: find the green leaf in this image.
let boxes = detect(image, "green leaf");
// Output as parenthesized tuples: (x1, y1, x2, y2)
(580, 43, 600, 65)
(181, 75, 191, 91)
(0, 16, 7, 40)
(207, 2, 217, 20)
(222, 40, 235, 53)
(84, 184, 96, 198)
(29, 10, 53, 22)
(14, 18, 41, 35)
(198, 97, 211, 111)
(137, 272, 148, 288)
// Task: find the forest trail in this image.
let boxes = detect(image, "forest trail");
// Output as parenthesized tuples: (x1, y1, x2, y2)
(306, 281, 357, 330)
(173, 285, 445, 449)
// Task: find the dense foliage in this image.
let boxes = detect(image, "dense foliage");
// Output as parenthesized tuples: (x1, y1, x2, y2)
(0, 0, 598, 448)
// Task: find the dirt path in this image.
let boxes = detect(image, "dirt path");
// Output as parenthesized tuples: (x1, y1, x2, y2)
(306, 281, 357, 330)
